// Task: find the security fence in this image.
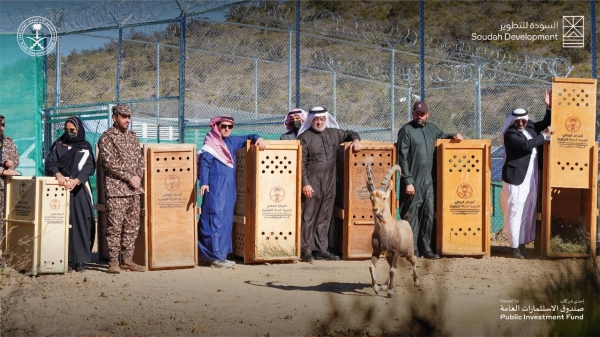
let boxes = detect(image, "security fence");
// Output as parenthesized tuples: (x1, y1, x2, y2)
(1, 1, 597, 236)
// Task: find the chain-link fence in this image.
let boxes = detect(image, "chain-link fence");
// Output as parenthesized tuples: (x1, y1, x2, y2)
(2, 0, 598, 235)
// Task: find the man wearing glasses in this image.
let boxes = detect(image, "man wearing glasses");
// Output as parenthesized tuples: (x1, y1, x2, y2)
(197, 115, 265, 268)
(499, 90, 554, 259)
(0, 115, 20, 251)
(98, 104, 146, 273)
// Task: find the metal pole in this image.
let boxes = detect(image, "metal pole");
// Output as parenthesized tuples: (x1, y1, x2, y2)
(475, 65, 482, 139)
(407, 72, 412, 122)
(591, 0, 597, 79)
(116, 27, 122, 102)
(295, 0, 301, 108)
(288, 30, 292, 111)
(254, 58, 259, 117)
(419, 0, 425, 101)
(156, 42, 161, 143)
(390, 49, 395, 142)
(178, 13, 186, 143)
(332, 71, 337, 119)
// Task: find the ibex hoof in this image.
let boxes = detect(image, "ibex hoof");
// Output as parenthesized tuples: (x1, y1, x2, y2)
(373, 285, 380, 295)
(414, 279, 420, 287)
(387, 292, 394, 298)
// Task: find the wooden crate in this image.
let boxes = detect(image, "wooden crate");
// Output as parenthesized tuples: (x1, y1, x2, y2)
(233, 140, 301, 263)
(435, 140, 491, 257)
(549, 78, 597, 188)
(539, 77, 598, 258)
(333, 141, 397, 260)
(4, 176, 70, 275)
(97, 144, 198, 269)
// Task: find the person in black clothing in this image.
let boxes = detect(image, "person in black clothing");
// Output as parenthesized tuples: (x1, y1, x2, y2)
(499, 90, 554, 259)
(297, 106, 362, 262)
(46, 116, 95, 272)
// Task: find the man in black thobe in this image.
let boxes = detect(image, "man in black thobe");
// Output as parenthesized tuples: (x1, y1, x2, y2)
(397, 101, 463, 259)
(297, 106, 362, 262)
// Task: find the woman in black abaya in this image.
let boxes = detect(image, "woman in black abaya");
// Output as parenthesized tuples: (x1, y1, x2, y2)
(45, 116, 95, 272)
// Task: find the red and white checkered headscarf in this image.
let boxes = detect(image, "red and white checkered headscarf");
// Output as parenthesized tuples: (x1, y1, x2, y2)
(283, 108, 308, 131)
(199, 115, 235, 170)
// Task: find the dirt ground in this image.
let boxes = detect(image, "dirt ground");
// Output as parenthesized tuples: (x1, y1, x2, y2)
(1, 235, 599, 337)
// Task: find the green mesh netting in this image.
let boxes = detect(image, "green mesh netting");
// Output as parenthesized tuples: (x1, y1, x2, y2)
(0, 34, 44, 176)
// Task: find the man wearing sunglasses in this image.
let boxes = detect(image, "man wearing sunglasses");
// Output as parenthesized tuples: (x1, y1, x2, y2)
(197, 115, 265, 268)
(0, 115, 20, 250)
(499, 90, 555, 259)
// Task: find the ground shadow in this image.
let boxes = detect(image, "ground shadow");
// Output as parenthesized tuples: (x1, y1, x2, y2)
(245, 280, 371, 296)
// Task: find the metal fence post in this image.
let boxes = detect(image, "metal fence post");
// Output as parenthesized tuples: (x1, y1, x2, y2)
(475, 64, 482, 139)
(116, 27, 122, 102)
(288, 29, 292, 111)
(178, 13, 186, 143)
(295, 0, 300, 108)
(390, 49, 395, 142)
(254, 57, 259, 118)
(156, 42, 161, 143)
(407, 72, 412, 122)
(332, 71, 337, 119)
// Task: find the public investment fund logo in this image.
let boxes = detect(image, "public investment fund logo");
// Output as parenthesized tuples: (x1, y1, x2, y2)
(17, 16, 58, 56)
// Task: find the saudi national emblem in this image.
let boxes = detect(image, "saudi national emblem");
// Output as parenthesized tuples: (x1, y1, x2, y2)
(457, 184, 473, 199)
(565, 116, 581, 132)
(269, 186, 285, 202)
(17, 16, 58, 56)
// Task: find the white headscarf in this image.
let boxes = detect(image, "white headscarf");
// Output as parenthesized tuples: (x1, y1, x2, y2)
(297, 106, 340, 135)
(498, 108, 529, 145)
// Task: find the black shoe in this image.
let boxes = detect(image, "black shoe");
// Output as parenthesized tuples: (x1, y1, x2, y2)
(413, 250, 420, 258)
(313, 251, 340, 261)
(301, 252, 314, 262)
(75, 263, 85, 272)
(422, 251, 440, 259)
(512, 248, 524, 259)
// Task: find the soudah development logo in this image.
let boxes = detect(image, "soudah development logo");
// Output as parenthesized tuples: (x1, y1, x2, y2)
(17, 16, 58, 56)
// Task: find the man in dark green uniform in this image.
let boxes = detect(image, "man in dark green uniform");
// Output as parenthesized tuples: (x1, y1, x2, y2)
(396, 101, 463, 259)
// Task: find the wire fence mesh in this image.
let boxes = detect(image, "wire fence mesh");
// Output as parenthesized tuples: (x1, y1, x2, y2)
(2, 1, 597, 235)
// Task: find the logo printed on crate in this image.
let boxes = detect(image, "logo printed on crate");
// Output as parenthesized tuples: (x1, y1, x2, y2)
(50, 199, 60, 210)
(457, 184, 473, 199)
(164, 175, 180, 191)
(269, 186, 285, 202)
(565, 117, 581, 132)
(18, 182, 28, 199)
(17, 16, 58, 56)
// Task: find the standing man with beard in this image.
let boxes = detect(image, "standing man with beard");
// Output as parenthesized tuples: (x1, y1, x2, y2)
(280, 108, 308, 140)
(499, 90, 553, 259)
(0, 115, 20, 250)
(297, 106, 362, 262)
(98, 104, 146, 274)
(397, 101, 463, 259)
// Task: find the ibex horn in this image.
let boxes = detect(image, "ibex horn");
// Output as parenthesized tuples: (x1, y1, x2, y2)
(365, 158, 375, 193)
(380, 165, 401, 191)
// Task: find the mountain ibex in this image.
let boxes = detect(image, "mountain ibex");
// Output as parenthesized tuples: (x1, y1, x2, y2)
(366, 158, 419, 297)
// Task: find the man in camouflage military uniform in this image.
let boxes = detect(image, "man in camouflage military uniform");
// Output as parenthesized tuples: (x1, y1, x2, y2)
(98, 105, 145, 273)
(0, 115, 20, 250)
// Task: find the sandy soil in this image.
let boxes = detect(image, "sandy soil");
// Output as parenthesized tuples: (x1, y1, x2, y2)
(1, 236, 598, 337)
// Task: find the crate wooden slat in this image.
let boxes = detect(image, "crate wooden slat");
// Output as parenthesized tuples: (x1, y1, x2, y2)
(333, 141, 397, 260)
(233, 140, 301, 263)
(538, 78, 598, 258)
(4, 176, 70, 275)
(435, 140, 491, 257)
